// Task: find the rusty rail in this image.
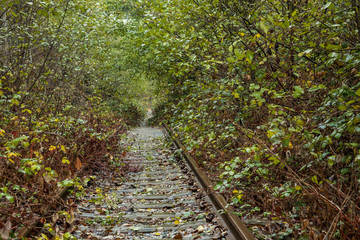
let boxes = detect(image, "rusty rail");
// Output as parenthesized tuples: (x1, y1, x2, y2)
(162, 123, 256, 240)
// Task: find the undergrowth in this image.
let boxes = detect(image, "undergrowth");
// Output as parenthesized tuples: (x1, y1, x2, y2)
(0, 96, 128, 238)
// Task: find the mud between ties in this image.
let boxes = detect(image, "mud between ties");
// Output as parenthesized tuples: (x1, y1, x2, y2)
(72, 127, 228, 239)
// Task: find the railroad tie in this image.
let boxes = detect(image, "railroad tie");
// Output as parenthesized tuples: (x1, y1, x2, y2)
(72, 127, 229, 239)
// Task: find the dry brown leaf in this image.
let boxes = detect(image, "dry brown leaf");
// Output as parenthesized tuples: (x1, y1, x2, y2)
(0, 220, 11, 240)
(75, 157, 83, 170)
(66, 208, 75, 224)
(173, 233, 183, 239)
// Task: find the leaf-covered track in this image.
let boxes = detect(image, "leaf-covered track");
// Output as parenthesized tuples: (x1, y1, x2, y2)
(71, 127, 230, 239)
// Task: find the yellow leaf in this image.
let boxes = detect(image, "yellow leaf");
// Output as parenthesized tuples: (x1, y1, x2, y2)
(8, 152, 21, 158)
(31, 165, 38, 172)
(295, 185, 302, 191)
(266, 130, 275, 138)
(49, 145, 57, 151)
(233, 190, 239, 194)
(22, 109, 32, 114)
(11, 99, 20, 106)
(233, 92, 240, 98)
(153, 232, 161, 236)
(311, 175, 318, 184)
(288, 142, 293, 149)
(0, 129, 5, 137)
(37, 233, 49, 240)
(62, 157, 70, 164)
(174, 220, 180, 224)
(60, 145, 66, 153)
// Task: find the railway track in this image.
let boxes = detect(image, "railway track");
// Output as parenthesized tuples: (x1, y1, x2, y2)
(30, 126, 255, 239)
(163, 124, 255, 240)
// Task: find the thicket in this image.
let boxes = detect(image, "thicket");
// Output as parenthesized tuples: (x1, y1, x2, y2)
(132, 0, 360, 238)
(0, 0, 146, 238)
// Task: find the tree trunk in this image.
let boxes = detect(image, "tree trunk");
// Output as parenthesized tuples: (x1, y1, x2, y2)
(1, 6, 9, 66)
(353, 0, 360, 37)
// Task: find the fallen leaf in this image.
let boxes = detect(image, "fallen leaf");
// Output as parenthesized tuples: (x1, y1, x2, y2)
(0, 220, 11, 240)
(40, 217, 46, 224)
(66, 208, 75, 224)
(52, 213, 59, 223)
(173, 233, 183, 239)
(196, 225, 204, 232)
(75, 157, 83, 170)
(129, 225, 142, 231)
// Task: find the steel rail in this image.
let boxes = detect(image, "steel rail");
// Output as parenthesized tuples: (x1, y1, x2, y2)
(162, 123, 256, 240)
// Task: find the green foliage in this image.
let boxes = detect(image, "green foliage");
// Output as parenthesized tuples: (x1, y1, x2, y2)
(0, 0, 142, 235)
(128, 0, 360, 238)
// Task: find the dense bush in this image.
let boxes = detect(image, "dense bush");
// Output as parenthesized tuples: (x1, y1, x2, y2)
(0, 0, 146, 237)
(132, 0, 360, 238)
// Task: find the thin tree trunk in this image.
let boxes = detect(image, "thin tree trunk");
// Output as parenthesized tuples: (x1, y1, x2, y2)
(353, 0, 360, 37)
(1, 6, 9, 65)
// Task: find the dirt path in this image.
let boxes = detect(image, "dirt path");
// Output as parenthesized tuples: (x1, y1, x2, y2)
(72, 127, 227, 239)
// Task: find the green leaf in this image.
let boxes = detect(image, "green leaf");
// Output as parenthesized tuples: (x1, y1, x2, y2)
(234, 49, 245, 60)
(269, 156, 280, 165)
(322, 2, 331, 9)
(6, 195, 14, 203)
(328, 155, 336, 167)
(355, 88, 360, 97)
(309, 41, 316, 47)
(293, 86, 304, 98)
(246, 51, 254, 63)
(249, 83, 260, 91)
(309, 84, 326, 92)
(298, 49, 312, 57)
(338, 105, 347, 111)
(311, 175, 318, 184)
(326, 44, 341, 51)
(227, 57, 235, 63)
(259, 21, 268, 34)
